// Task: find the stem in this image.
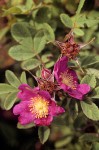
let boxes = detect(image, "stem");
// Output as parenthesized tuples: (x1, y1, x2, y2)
(79, 37, 95, 49)
(75, 58, 84, 74)
(36, 55, 45, 67)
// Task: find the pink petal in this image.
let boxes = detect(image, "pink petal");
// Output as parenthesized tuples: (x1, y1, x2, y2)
(54, 56, 68, 81)
(18, 112, 34, 125)
(17, 84, 39, 101)
(78, 84, 90, 94)
(34, 115, 53, 126)
(13, 101, 29, 115)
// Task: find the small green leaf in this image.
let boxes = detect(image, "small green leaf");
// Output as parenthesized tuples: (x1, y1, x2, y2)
(9, 45, 34, 61)
(20, 72, 27, 84)
(55, 136, 72, 148)
(45, 61, 55, 68)
(80, 101, 99, 121)
(0, 84, 17, 94)
(92, 87, 99, 99)
(79, 133, 99, 142)
(6, 70, 21, 88)
(17, 122, 35, 129)
(76, 0, 85, 15)
(81, 55, 99, 67)
(33, 30, 46, 53)
(86, 68, 99, 79)
(21, 58, 40, 70)
(41, 53, 52, 63)
(11, 22, 33, 49)
(43, 23, 55, 42)
(3, 6, 22, 16)
(73, 28, 84, 36)
(60, 13, 73, 28)
(81, 74, 96, 89)
(4, 92, 18, 110)
(38, 126, 50, 144)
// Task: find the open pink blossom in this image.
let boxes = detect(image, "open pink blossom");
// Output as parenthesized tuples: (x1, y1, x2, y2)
(13, 84, 65, 126)
(54, 56, 90, 100)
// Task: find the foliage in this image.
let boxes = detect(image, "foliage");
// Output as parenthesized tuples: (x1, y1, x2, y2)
(0, 0, 99, 149)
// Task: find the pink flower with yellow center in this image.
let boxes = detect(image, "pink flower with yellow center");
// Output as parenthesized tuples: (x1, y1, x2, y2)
(54, 56, 90, 100)
(13, 84, 65, 126)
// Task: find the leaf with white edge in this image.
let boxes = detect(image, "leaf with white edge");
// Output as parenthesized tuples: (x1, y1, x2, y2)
(11, 22, 33, 49)
(81, 74, 96, 89)
(38, 126, 50, 144)
(43, 23, 55, 42)
(81, 55, 99, 67)
(17, 122, 35, 129)
(60, 13, 73, 28)
(45, 61, 55, 68)
(6, 70, 21, 88)
(0, 84, 17, 94)
(21, 58, 40, 70)
(79, 133, 99, 142)
(33, 30, 46, 53)
(86, 68, 99, 79)
(20, 72, 27, 84)
(80, 101, 99, 121)
(4, 92, 18, 110)
(92, 87, 99, 99)
(73, 28, 84, 36)
(9, 45, 34, 61)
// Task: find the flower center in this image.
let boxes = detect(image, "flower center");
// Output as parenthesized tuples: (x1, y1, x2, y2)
(29, 96, 49, 119)
(60, 71, 77, 90)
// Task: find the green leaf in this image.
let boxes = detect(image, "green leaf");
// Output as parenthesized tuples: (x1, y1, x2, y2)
(86, 68, 99, 79)
(43, 23, 55, 42)
(20, 72, 27, 84)
(41, 53, 52, 63)
(21, 58, 40, 70)
(60, 13, 73, 28)
(25, 0, 35, 10)
(92, 142, 99, 150)
(17, 122, 35, 129)
(73, 28, 84, 36)
(3, 6, 22, 16)
(92, 87, 99, 99)
(81, 55, 99, 67)
(11, 22, 33, 49)
(9, 45, 34, 61)
(6, 70, 21, 88)
(4, 92, 18, 110)
(81, 74, 96, 89)
(45, 61, 55, 68)
(38, 126, 50, 144)
(55, 136, 72, 148)
(80, 101, 99, 121)
(33, 30, 46, 53)
(76, 0, 85, 15)
(0, 84, 17, 94)
(79, 133, 99, 142)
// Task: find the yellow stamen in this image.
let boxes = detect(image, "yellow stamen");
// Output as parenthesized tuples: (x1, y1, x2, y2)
(28, 96, 49, 119)
(61, 71, 77, 90)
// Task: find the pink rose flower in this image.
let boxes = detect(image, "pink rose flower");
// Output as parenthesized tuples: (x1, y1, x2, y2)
(13, 84, 65, 126)
(54, 56, 90, 100)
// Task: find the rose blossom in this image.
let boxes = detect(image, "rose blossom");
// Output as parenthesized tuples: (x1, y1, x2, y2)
(54, 56, 90, 100)
(13, 84, 65, 126)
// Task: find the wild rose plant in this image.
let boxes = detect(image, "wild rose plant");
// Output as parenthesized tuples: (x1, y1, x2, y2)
(0, 0, 99, 148)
